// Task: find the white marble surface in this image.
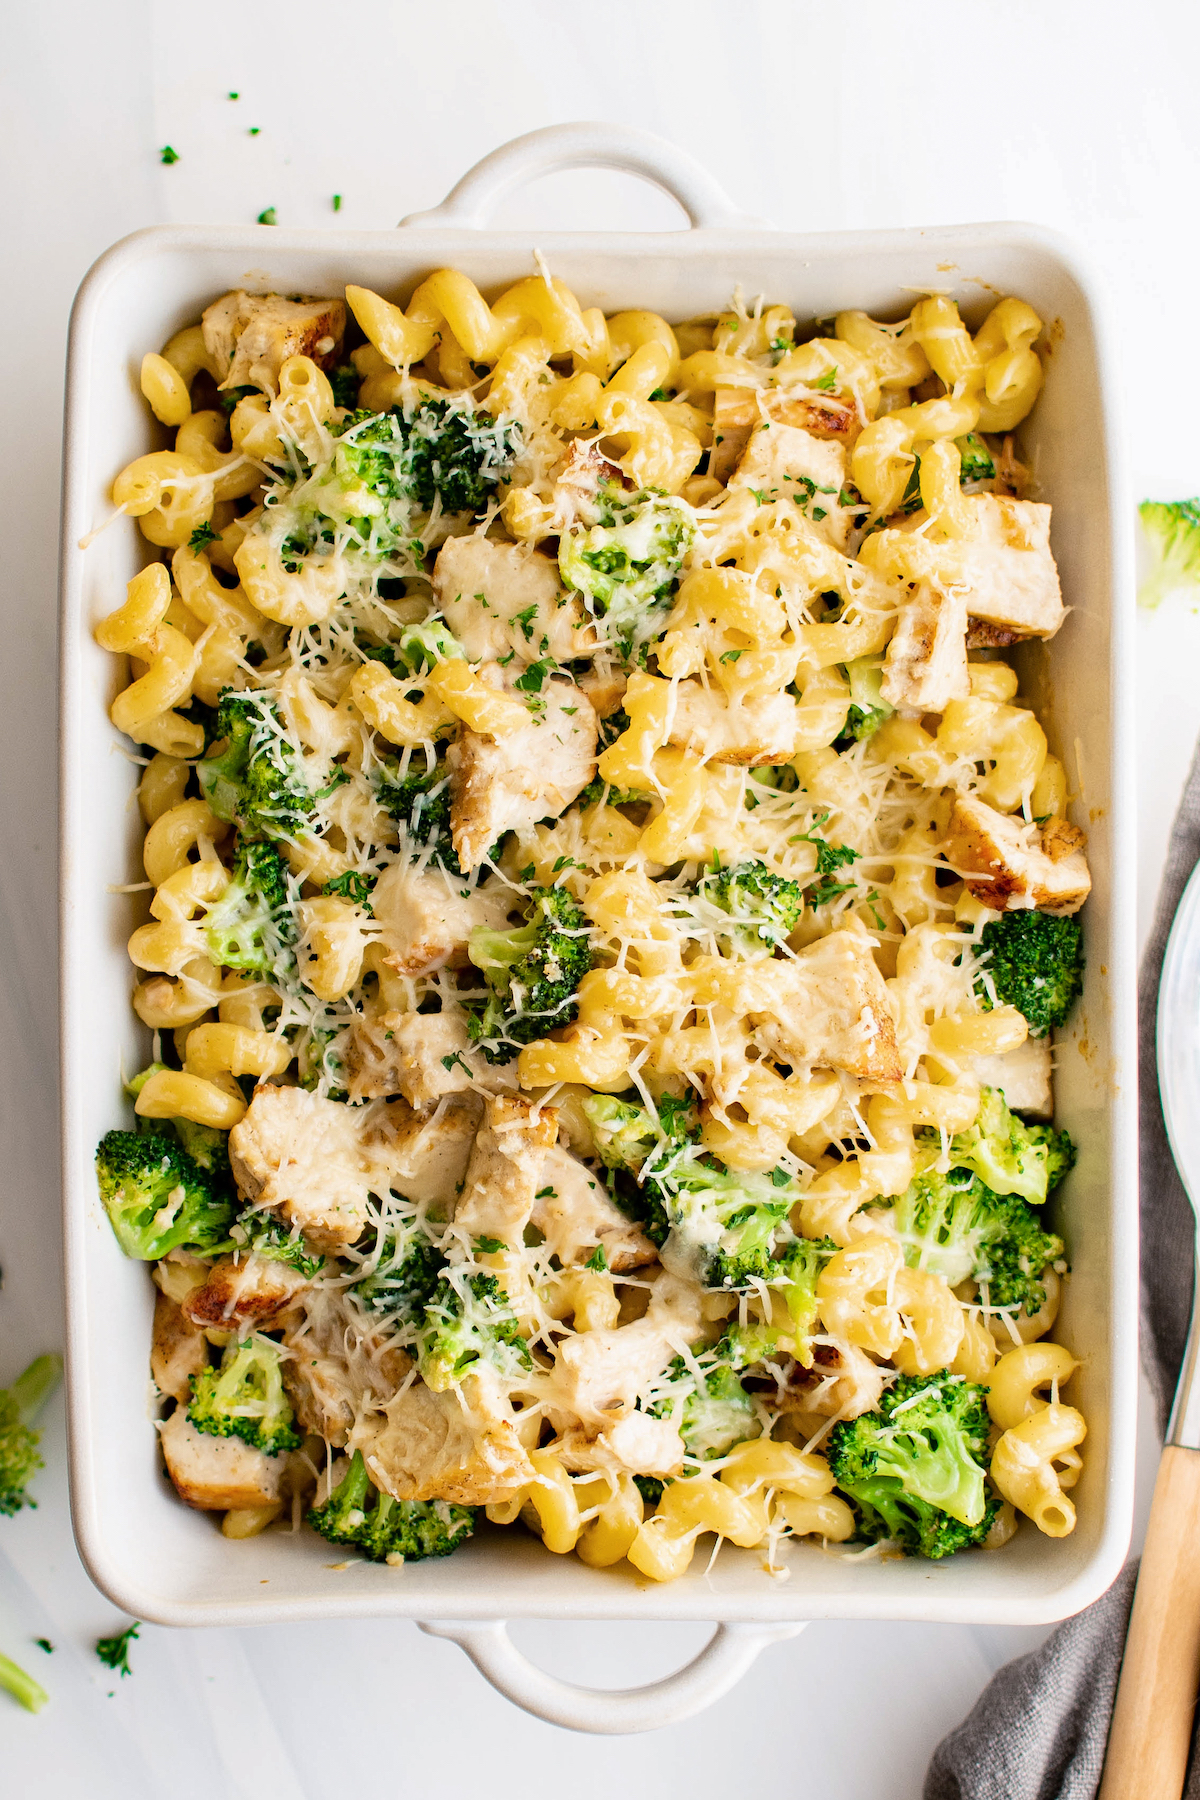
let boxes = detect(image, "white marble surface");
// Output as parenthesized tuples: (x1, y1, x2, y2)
(0, 0, 1193, 1790)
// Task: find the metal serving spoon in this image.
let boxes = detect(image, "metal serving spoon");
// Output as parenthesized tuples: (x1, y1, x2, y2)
(1101, 860, 1200, 1799)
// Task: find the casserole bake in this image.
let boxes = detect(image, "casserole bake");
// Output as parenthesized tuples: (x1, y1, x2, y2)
(60, 123, 1137, 1728)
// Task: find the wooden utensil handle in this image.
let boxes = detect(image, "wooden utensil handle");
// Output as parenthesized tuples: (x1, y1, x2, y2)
(1100, 1444, 1200, 1800)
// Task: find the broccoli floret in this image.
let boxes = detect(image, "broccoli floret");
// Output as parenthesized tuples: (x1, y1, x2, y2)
(649, 1352, 757, 1461)
(0, 1356, 62, 1516)
(330, 364, 360, 410)
(583, 1094, 700, 1245)
(976, 909, 1084, 1039)
(0, 1650, 48, 1713)
(582, 1095, 663, 1172)
(187, 1336, 301, 1455)
(769, 1234, 840, 1334)
(945, 1087, 1075, 1207)
(837, 657, 894, 745)
(173, 1119, 230, 1175)
(559, 486, 695, 662)
(828, 1373, 996, 1560)
(204, 837, 295, 977)
(955, 433, 996, 483)
(466, 885, 592, 1063)
(197, 691, 313, 842)
(416, 1268, 532, 1391)
(307, 1449, 476, 1562)
(688, 860, 803, 954)
(334, 400, 519, 518)
(375, 760, 458, 867)
(96, 1130, 234, 1259)
(352, 1227, 445, 1320)
(224, 1207, 325, 1278)
(650, 1156, 801, 1290)
(1138, 497, 1200, 608)
(883, 1165, 1064, 1313)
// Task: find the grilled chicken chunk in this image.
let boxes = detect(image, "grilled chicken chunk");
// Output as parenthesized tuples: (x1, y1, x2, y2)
(665, 680, 810, 766)
(433, 535, 595, 664)
(372, 863, 515, 977)
(554, 1413, 685, 1478)
(160, 1409, 288, 1511)
(946, 795, 1091, 914)
(201, 291, 346, 394)
(346, 1009, 514, 1107)
(732, 929, 902, 1082)
(354, 1363, 534, 1506)
(550, 1272, 703, 1427)
(953, 496, 1065, 637)
(882, 580, 971, 712)
(454, 1095, 558, 1246)
(368, 1096, 480, 1208)
(150, 1290, 209, 1403)
(229, 1085, 373, 1250)
(449, 677, 598, 872)
(532, 1146, 658, 1272)
(181, 1252, 311, 1334)
(281, 1289, 410, 1448)
(730, 421, 851, 549)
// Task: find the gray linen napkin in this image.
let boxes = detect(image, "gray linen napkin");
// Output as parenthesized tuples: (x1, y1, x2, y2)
(926, 734, 1200, 1800)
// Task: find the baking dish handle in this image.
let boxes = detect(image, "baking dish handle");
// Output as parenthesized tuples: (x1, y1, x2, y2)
(399, 121, 772, 231)
(417, 1617, 807, 1733)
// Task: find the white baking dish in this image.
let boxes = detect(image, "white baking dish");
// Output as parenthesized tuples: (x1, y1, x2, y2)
(59, 123, 1139, 1732)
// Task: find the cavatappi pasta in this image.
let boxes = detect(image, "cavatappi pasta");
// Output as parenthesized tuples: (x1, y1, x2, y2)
(93, 269, 1088, 1576)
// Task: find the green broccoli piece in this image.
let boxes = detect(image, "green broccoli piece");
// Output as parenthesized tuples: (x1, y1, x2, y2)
(1139, 497, 1200, 608)
(96, 1130, 234, 1260)
(204, 837, 295, 977)
(416, 1268, 532, 1391)
(0, 1356, 63, 1516)
(828, 1373, 996, 1560)
(466, 884, 592, 1063)
(650, 1352, 757, 1461)
(945, 1087, 1075, 1207)
(330, 364, 360, 410)
(582, 1093, 699, 1245)
(224, 1207, 325, 1278)
(173, 1119, 230, 1174)
(0, 1649, 48, 1712)
(94, 1623, 140, 1677)
(197, 692, 313, 842)
(559, 485, 695, 662)
(955, 433, 996, 483)
(839, 657, 894, 744)
(649, 1155, 801, 1290)
(688, 860, 803, 954)
(352, 1227, 445, 1320)
(334, 400, 519, 518)
(187, 1336, 300, 1455)
(976, 909, 1084, 1039)
(883, 1165, 1064, 1313)
(307, 1449, 476, 1562)
(375, 760, 458, 867)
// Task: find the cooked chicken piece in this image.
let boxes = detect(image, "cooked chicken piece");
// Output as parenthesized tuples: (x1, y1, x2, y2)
(160, 1408, 288, 1510)
(346, 1009, 515, 1108)
(449, 677, 598, 872)
(730, 421, 850, 549)
(554, 1413, 686, 1478)
(432, 535, 595, 665)
(455, 1095, 559, 1246)
(952, 496, 1065, 637)
(764, 385, 860, 443)
(966, 619, 1023, 650)
(945, 795, 1091, 915)
(578, 662, 627, 720)
(150, 1290, 209, 1403)
(354, 1363, 534, 1505)
(1042, 818, 1087, 863)
(553, 439, 630, 527)
(532, 1145, 658, 1271)
(281, 1287, 410, 1447)
(371, 863, 516, 977)
(766, 1340, 886, 1423)
(182, 1252, 311, 1333)
(711, 385, 859, 486)
(229, 1085, 373, 1250)
(665, 680, 807, 766)
(739, 930, 902, 1082)
(366, 1096, 480, 1208)
(201, 291, 346, 395)
(971, 1036, 1053, 1119)
(550, 1271, 704, 1426)
(882, 580, 970, 712)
